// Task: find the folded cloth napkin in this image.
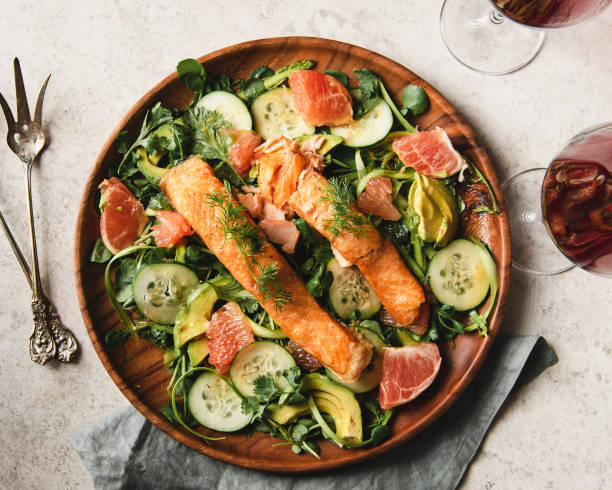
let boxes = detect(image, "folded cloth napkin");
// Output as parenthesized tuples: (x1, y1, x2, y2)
(70, 335, 557, 490)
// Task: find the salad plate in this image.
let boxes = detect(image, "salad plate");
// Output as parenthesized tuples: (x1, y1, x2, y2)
(74, 36, 510, 472)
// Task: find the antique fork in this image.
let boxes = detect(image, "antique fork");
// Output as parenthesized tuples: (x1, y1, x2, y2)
(0, 58, 78, 364)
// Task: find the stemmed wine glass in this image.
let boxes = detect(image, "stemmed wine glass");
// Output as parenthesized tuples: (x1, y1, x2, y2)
(502, 122, 612, 276)
(440, 0, 612, 75)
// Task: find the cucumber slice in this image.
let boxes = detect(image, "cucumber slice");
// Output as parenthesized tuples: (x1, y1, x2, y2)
(229, 341, 296, 397)
(197, 91, 252, 130)
(357, 327, 389, 349)
(187, 372, 252, 432)
(428, 239, 490, 311)
(251, 87, 314, 140)
(325, 350, 383, 394)
(132, 262, 199, 324)
(246, 317, 288, 339)
(330, 98, 392, 147)
(327, 258, 381, 321)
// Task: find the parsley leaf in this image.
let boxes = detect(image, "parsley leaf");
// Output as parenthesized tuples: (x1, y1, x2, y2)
(353, 68, 381, 118)
(182, 107, 232, 162)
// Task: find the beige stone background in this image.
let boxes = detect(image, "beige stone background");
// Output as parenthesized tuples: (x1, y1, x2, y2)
(0, 1, 611, 489)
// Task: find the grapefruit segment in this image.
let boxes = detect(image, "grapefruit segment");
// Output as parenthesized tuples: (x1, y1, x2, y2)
(288, 70, 353, 127)
(206, 302, 255, 374)
(379, 342, 441, 410)
(151, 210, 192, 248)
(357, 177, 401, 221)
(392, 127, 467, 178)
(224, 129, 262, 178)
(99, 177, 148, 254)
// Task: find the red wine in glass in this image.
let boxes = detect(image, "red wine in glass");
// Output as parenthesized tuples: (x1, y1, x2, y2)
(542, 123, 612, 276)
(493, 0, 611, 28)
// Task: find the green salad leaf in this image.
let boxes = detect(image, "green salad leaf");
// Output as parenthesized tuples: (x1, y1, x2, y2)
(400, 84, 430, 116)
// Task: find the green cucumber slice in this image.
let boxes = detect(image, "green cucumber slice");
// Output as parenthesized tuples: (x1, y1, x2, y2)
(251, 87, 314, 140)
(229, 341, 296, 397)
(246, 317, 288, 339)
(325, 350, 383, 394)
(327, 258, 381, 320)
(428, 239, 490, 311)
(131, 262, 199, 324)
(187, 372, 251, 432)
(330, 98, 392, 147)
(197, 91, 252, 130)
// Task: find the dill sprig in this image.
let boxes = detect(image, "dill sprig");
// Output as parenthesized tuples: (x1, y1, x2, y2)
(205, 181, 292, 310)
(320, 177, 370, 238)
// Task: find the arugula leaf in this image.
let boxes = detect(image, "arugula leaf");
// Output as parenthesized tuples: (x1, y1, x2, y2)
(90, 238, 112, 263)
(353, 68, 380, 119)
(324, 69, 349, 88)
(104, 329, 130, 348)
(400, 84, 430, 116)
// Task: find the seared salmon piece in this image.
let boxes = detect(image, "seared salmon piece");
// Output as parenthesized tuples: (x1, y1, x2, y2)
(356, 239, 425, 325)
(289, 170, 383, 264)
(254, 137, 307, 212)
(160, 156, 372, 382)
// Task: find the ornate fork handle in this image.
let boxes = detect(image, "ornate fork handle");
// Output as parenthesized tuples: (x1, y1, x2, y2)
(29, 298, 56, 365)
(46, 297, 78, 362)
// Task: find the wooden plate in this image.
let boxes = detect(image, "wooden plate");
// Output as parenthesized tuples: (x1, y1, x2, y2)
(74, 37, 510, 473)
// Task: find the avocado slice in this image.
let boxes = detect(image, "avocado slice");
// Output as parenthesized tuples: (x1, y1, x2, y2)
(297, 134, 343, 155)
(136, 148, 168, 185)
(325, 350, 383, 394)
(302, 373, 363, 441)
(163, 347, 181, 366)
(187, 337, 209, 367)
(173, 283, 218, 349)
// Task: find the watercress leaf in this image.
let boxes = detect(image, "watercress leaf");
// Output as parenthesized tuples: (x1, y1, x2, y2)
(292, 423, 309, 443)
(105, 329, 130, 348)
(215, 73, 232, 92)
(250, 66, 274, 79)
(324, 69, 349, 88)
(294, 218, 316, 246)
(116, 284, 133, 304)
(160, 403, 179, 425)
(90, 238, 112, 263)
(291, 444, 302, 454)
(400, 84, 430, 116)
(370, 424, 391, 445)
(177, 58, 205, 78)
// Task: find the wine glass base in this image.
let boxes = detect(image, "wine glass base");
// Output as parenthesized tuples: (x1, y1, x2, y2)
(440, 0, 546, 75)
(502, 168, 574, 275)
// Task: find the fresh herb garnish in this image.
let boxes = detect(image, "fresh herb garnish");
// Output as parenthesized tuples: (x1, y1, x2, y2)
(104, 328, 130, 348)
(353, 68, 380, 119)
(324, 69, 349, 88)
(116, 102, 173, 174)
(235, 60, 316, 102)
(90, 238, 112, 263)
(205, 182, 292, 310)
(320, 177, 370, 238)
(400, 84, 430, 116)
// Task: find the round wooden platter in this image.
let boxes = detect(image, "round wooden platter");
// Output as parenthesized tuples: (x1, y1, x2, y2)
(74, 37, 511, 473)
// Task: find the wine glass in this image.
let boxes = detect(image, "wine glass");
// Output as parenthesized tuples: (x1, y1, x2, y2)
(440, 0, 612, 75)
(502, 122, 612, 276)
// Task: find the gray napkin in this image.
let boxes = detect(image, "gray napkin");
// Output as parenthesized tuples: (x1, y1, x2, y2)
(70, 335, 557, 490)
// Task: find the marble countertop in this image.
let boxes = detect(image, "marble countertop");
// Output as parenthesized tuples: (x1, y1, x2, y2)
(1, 1, 610, 488)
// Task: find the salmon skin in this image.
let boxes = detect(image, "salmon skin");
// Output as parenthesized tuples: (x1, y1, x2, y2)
(255, 139, 425, 324)
(160, 155, 372, 382)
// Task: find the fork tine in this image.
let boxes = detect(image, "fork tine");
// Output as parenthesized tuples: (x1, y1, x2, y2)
(0, 90, 15, 129)
(33, 74, 50, 125)
(13, 58, 31, 123)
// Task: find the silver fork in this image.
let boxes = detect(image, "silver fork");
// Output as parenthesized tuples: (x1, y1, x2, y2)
(0, 58, 78, 364)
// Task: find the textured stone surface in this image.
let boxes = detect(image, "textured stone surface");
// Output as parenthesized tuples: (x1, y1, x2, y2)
(0, 1, 610, 489)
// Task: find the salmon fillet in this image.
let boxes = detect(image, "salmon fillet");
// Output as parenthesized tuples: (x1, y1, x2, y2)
(160, 156, 372, 382)
(256, 140, 426, 327)
(289, 170, 382, 264)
